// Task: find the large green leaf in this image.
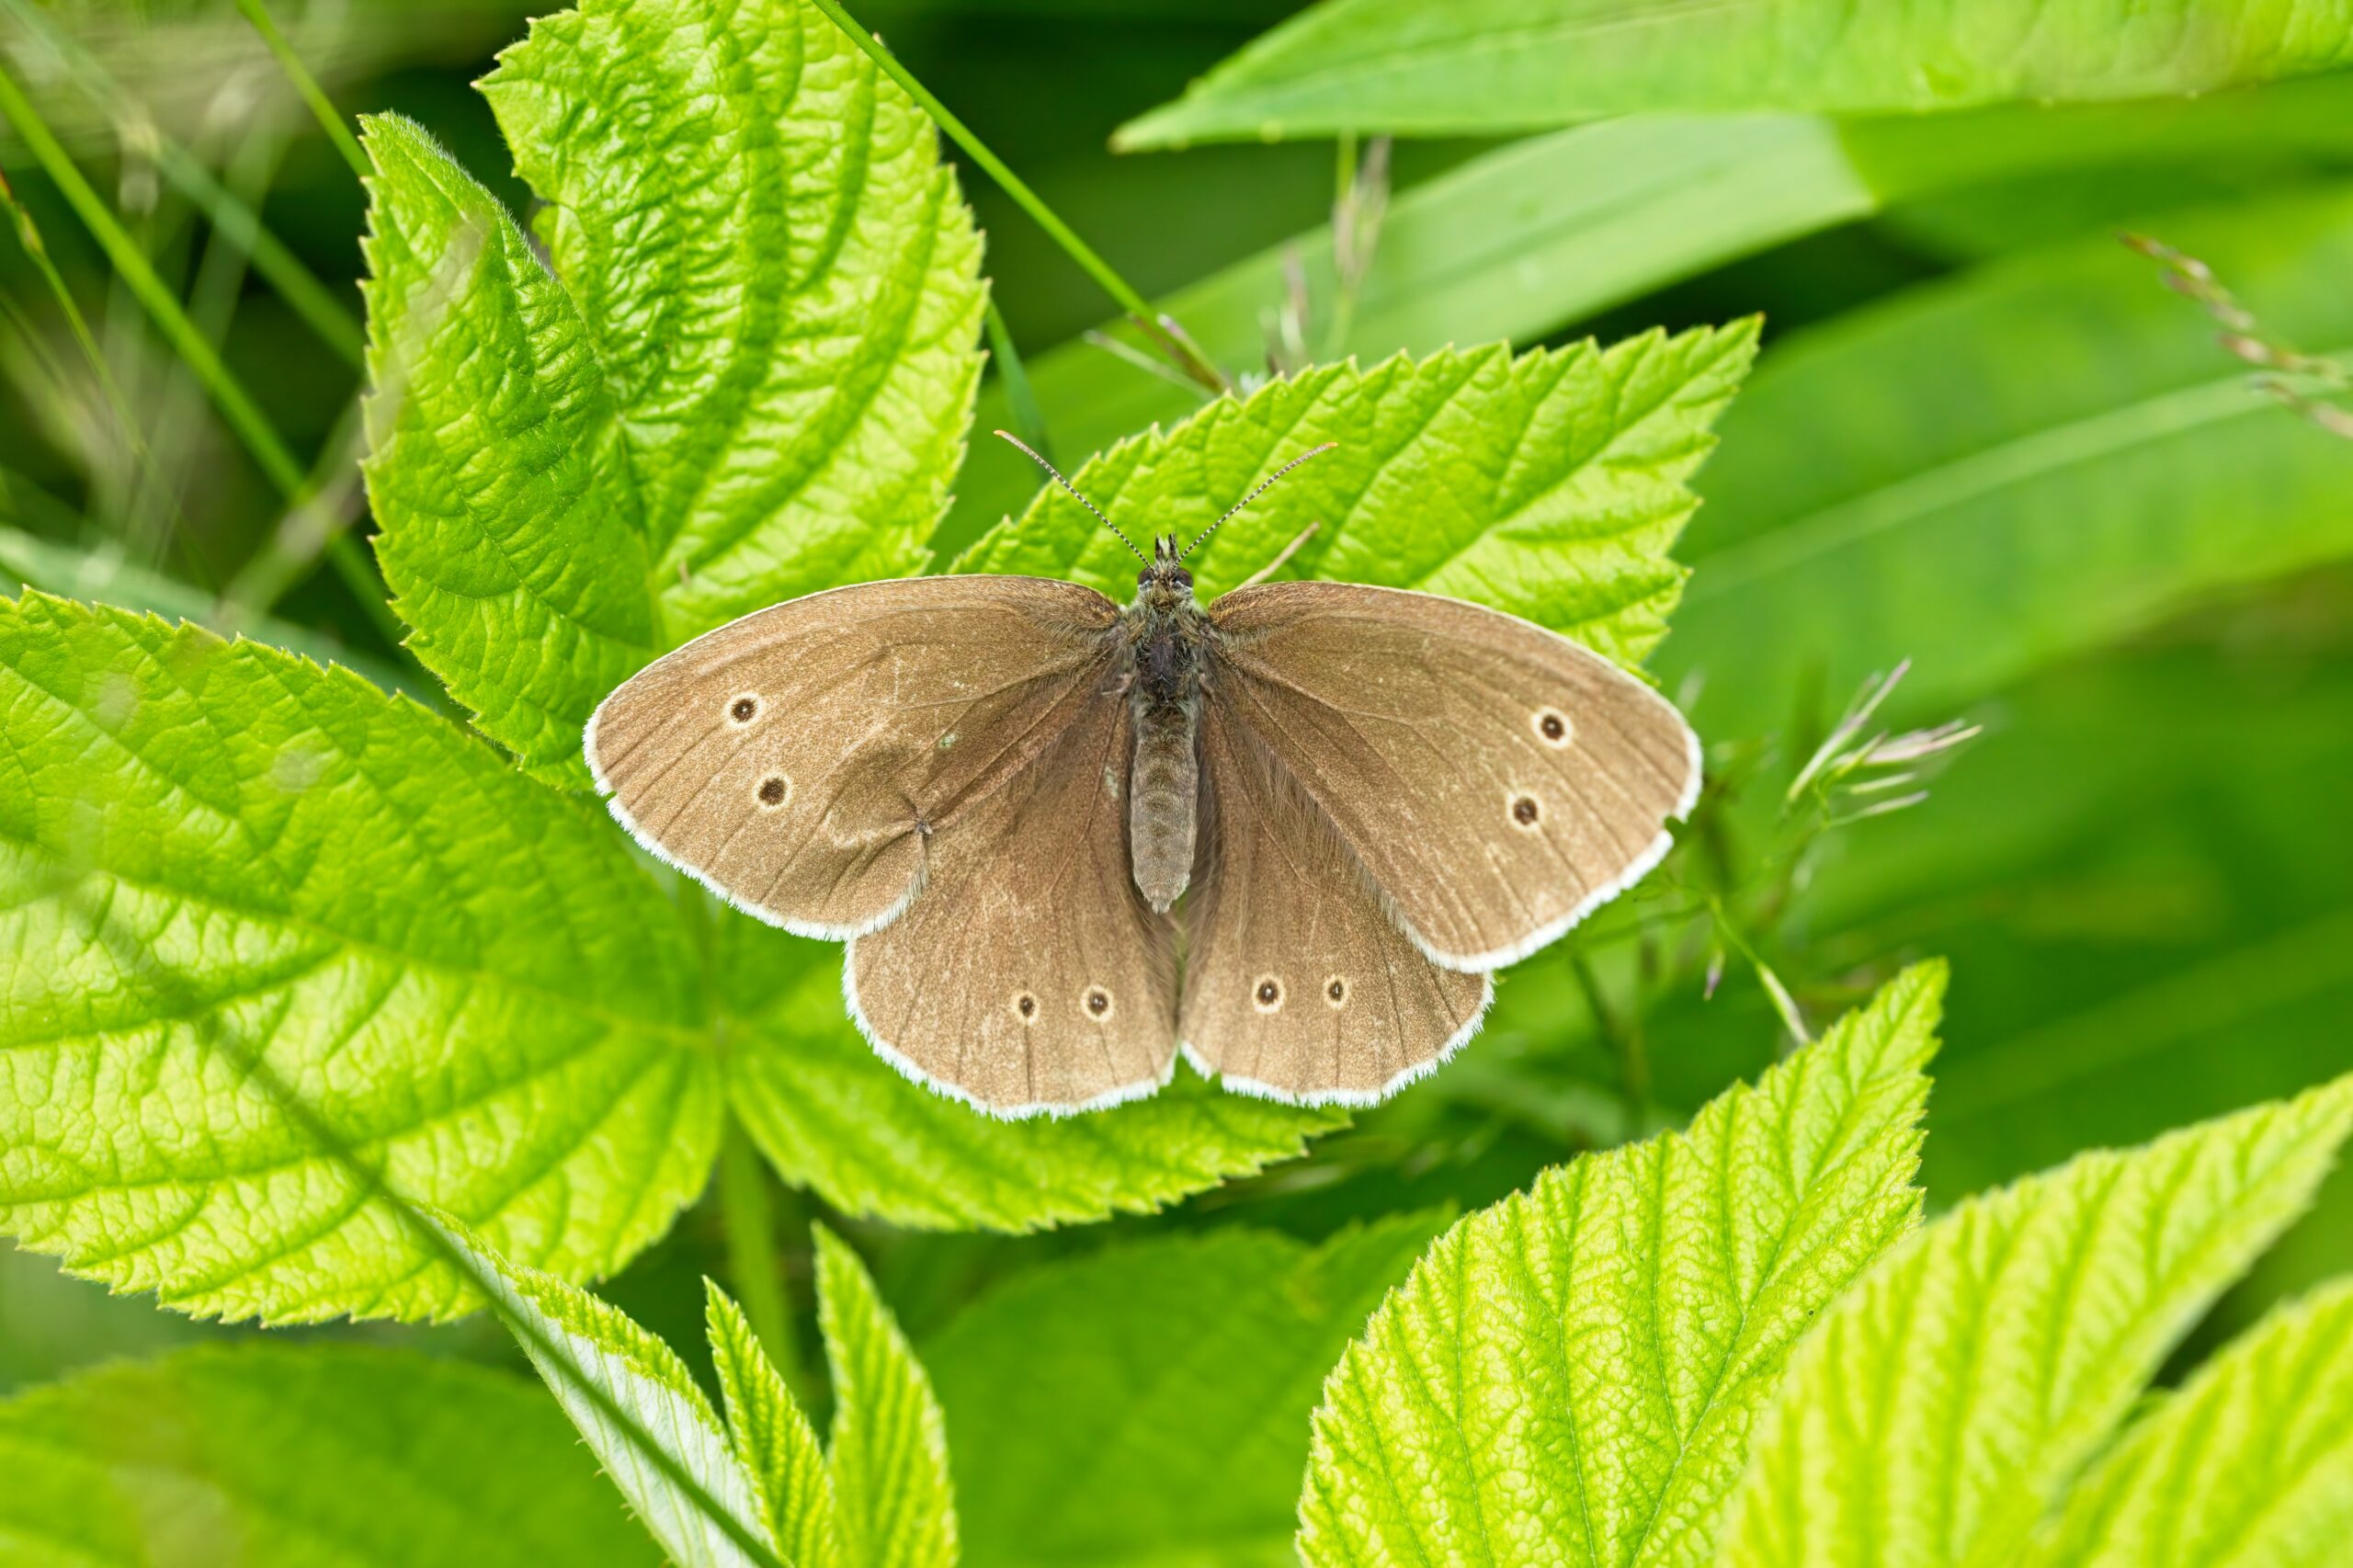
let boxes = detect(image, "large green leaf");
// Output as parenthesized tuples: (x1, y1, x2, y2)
(1718, 1075, 2353, 1568)
(1297, 964, 1943, 1567)
(0, 1346, 660, 1567)
(1117, 0, 2353, 146)
(949, 75, 2353, 553)
(1665, 183, 2353, 737)
(963, 331, 1756, 667)
(2019, 1278, 2353, 1568)
(0, 592, 720, 1323)
(362, 0, 984, 782)
(719, 919, 1345, 1232)
(925, 1213, 1448, 1567)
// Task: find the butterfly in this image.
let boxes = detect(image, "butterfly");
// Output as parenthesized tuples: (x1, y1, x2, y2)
(585, 436, 1700, 1118)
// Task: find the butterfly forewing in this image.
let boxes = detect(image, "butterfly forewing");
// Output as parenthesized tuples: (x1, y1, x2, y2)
(586, 576, 1119, 938)
(847, 691, 1179, 1115)
(1181, 704, 1490, 1104)
(1207, 581, 1699, 971)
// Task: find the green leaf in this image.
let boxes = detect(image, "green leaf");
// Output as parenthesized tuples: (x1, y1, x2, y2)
(0, 591, 720, 1323)
(0, 1346, 661, 1567)
(2019, 1278, 2353, 1568)
(363, 0, 986, 781)
(813, 1226, 957, 1568)
(709, 1284, 842, 1568)
(1665, 184, 2353, 737)
(1298, 963, 1944, 1568)
(445, 1219, 781, 1568)
(1718, 1074, 2353, 1568)
(963, 332, 1758, 667)
(925, 1213, 1449, 1567)
(720, 919, 1346, 1233)
(1116, 0, 2353, 146)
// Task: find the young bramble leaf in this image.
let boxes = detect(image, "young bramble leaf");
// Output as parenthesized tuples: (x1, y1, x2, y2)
(719, 920, 1346, 1233)
(963, 328, 1757, 670)
(926, 1214, 1449, 1567)
(0, 592, 721, 1324)
(1719, 1074, 2353, 1568)
(2018, 1278, 2353, 1568)
(709, 1284, 842, 1568)
(439, 1218, 779, 1568)
(1116, 0, 2353, 147)
(815, 1226, 959, 1568)
(362, 0, 985, 783)
(0, 1346, 660, 1567)
(1298, 963, 1945, 1568)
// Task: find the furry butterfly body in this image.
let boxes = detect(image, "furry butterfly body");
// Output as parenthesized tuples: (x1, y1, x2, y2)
(586, 460, 1699, 1118)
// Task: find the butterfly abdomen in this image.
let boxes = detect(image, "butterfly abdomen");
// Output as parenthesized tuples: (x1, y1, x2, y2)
(1126, 601, 1204, 914)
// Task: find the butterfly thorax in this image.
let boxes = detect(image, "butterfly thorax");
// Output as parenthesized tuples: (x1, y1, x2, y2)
(1122, 537, 1212, 913)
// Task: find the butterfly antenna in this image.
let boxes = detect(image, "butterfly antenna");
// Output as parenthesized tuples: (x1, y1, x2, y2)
(1184, 441, 1339, 559)
(994, 430, 1146, 564)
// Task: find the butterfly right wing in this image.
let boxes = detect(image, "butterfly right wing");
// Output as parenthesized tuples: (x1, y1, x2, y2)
(586, 575, 1120, 938)
(1180, 703, 1489, 1105)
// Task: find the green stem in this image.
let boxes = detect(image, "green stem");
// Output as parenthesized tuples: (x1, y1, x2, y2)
(719, 1119, 810, 1405)
(802, 0, 1226, 394)
(0, 59, 403, 649)
(1568, 947, 1649, 1114)
(983, 298, 1052, 464)
(233, 0, 369, 181)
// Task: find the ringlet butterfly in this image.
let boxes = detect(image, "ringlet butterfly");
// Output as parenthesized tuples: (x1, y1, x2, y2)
(586, 435, 1699, 1118)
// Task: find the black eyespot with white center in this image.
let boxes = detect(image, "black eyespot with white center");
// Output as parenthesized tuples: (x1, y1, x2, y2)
(1535, 708, 1570, 744)
(1512, 794, 1540, 827)
(729, 695, 759, 724)
(757, 776, 790, 808)
(1253, 976, 1283, 1013)
(1014, 993, 1038, 1022)
(1324, 977, 1347, 1007)
(1085, 987, 1113, 1018)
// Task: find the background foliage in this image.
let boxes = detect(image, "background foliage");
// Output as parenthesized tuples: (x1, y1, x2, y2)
(4, 0, 2353, 1562)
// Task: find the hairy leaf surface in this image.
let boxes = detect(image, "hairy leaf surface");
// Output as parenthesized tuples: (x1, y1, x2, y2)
(0, 1346, 659, 1567)
(1118, 0, 2353, 145)
(1298, 963, 1944, 1567)
(709, 1285, 841, 1567)
(815, 1226, 959, 1568)
(363, 0, 984, 781)
(1720, 1075, 2353, 1568)
(963, 332, 1757, 668)
(926, 1214, 1447, 1566)
(0, 593, 720, 1323)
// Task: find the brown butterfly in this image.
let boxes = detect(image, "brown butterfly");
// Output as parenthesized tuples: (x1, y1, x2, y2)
(586, 436, 1699, 1118)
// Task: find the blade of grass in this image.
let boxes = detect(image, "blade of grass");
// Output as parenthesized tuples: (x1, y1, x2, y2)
(0, 162, 139, 443)
(231, 0, 369, 181)
(983, 297, 1052, 464)
(0, 57, 402, 648)
(802, 0, 1226, 395)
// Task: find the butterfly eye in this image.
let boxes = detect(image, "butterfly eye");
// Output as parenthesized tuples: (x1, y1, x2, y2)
(1138, 569, 1154, 588)
(1175, 568, 1193, 589)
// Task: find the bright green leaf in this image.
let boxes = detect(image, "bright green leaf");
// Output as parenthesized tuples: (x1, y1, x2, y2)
(0, 1346, 660, 1567)
(1116, 0, 2353, 146)
(1298, 963, 1945, 1567)
(445, 1219, 779, 1568)
(0, 592, 720, 1323)
(1665, 184, 2353, 737)
(1718, 1074, 2353, 1568)
(720, 919, 1345, 1233)
(363, 0, 985, 781)
(814, 1226, 958, 1568)
(709, 1282, 842, 1568)
(926, 1213, 1449, 1567)
(2020, 1278, 2353, 1568)
(962, 331, 1757, 667)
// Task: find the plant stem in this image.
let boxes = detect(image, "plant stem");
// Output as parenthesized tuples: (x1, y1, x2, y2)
(719, 1118, 811, 1406)
(1568, 946, 1650, 1113)
(0, 59, 402, 648)
(232, 0, 369, 181)
(802, 0, 1227, 394)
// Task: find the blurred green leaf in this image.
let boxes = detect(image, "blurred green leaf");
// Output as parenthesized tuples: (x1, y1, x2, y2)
(964, 329, 1756, 664)
(1298, 966, 1941, 1568)
(0, 1346, 660, 1567)
(362, 0, 985, 783)
(925, 1213, 1447, 1567)
(720, 920, 1347, 1232)
(2018, 1277, 2353, 1568)
(1665, 183, 2353, 737)
(1117, 0, 2353, 146)
(0, 592, 722, 1323)
(1720, 1075, 2353, 1568)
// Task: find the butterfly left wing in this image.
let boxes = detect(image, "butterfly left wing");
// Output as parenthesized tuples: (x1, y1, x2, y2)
(846, 693, 1178, 1117)
(1208, 580, 1699, 971)
(1180, 702, 1489, 1104)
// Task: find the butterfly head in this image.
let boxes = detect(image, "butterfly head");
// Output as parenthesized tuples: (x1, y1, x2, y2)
(1136, 536, 1197, 604)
